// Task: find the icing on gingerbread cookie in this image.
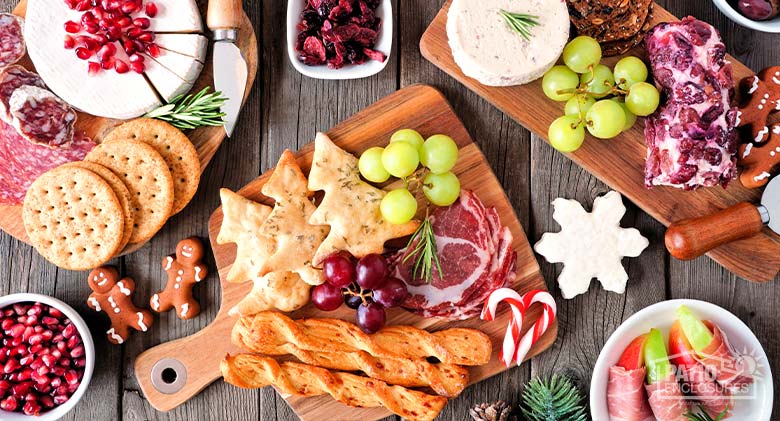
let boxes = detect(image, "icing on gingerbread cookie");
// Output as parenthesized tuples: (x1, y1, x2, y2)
(737, 66, 780, 144)
(86, 267, 153, 345)
(739, 123, 780, 188)
(150, 237, 208, 320)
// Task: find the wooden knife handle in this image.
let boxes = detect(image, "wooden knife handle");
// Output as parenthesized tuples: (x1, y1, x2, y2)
(207, 0, 244, 31)
(665, 202, 764, 261)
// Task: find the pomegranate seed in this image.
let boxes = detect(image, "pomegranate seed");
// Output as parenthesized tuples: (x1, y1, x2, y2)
(0, 395, 18, 411)
(52, 367, 65, 377)
(69, 346, 84, 358)
(62, 324, 77, 340)
(75, 0, 91, 11)
(16, 316, 26, 325)
(68, 383, 79, 393)
(40, 330, 53, 341)
(81, 11, 95, 25)
(19, 354, 34, 366)
(128, 53, 143, 63)
(123, 40, 135, 54)
(66, 336, 80, 349)
(26, 306, 42, 318)
(97, 43, 116, 62)
(75, 47, 92, 60)
(115, 16, 132, 28)
(146, 43, 161, 58)
(107, 26, 122, 41)
(53, 395, 68, 405)
(132, 17, 150, 29)
(55, 385, 68, 396)
(137, 31, 154, 42)
(88, 61, 101, 76)
(4, 309, 13, 317)
(74, 357, 86, 368)
(8, 323, 24, 338)
(64, 21, 81, 33)
(130, 61, 144, 73)
(3, 359, 19, 374)
(64, 370, 79, 386)
(35, 365, 49, 376)
(114, 59, 129, 73)
(121, 0, 138, 13)
(127, 27, 142, 38)
(50, 349, 62, 360)
(16, 368, 32, 381)
(11, 382, 31, 397)
(31, 370, 47, 385)
(145, 2, 157, 17)
(64, 0, 79, 9)
(0, 380, 9, 390)
(85, 23, 100, 34)
(102, 57, 116, 69)
(50, 377, 61, 388)
(29, 357, 42, 370)
(23, 401, 41, 416)
(10, 335, 22, 347)
(47, 308, 63, 318)
(33, 326, 43, 334)
(40, 395, 54, 408)
(13, 304, 28, 316)
(1, 318, 13, 330)
(41, 354, 57, 368)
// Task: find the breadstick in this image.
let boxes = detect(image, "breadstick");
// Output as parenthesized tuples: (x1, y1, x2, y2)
(221, 354, 447, 421)
(232, 311, 492, 366)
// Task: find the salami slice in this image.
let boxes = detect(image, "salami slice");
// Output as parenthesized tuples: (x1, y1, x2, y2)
(0, 65, 45, 121)
(0, 120, 95, 204)
(0, 14, 25, 67)
(9, 85, 76, 147)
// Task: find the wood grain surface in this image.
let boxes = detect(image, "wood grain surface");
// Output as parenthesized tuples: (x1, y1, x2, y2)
(420, 2, 780, 283)
(0, 0, 259, 255)
(0, 1, 777, 420)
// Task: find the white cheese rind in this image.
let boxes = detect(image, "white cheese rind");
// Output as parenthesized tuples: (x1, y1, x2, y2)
(147, 0, 202, 33)
(154, 34, 207, 63)
(24, 0, 161, 119)
(151, 48, 203, 84)
(143, 57, 193, 102)
(447, 0, 569, 87)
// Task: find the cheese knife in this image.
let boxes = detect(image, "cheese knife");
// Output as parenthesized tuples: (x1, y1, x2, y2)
(666, 175, 780, 260)
(207, 0, 248, 137)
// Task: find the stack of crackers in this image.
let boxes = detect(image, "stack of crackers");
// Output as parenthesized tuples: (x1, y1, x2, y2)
(22, 118, 201, 270)
(567, 0, 655, 56)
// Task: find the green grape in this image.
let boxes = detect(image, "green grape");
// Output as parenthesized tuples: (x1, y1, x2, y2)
(422, 172, 461, 207)
(358, 147, 391, 183)
(420, 134, 458, 174)
(625, 82, 661, 117)
(542, 65, 579, 102)
(586, 100, 626, 139)
(611, 99, 637, 132)
(580, 64, 615, 98)
(381, 141, 420, 178)
(390, 129, 424, 151)
(380, 188, 418, 224)
(548, 115, 585, 153)
(613, 56, 648, 89)
(564, 94, 596, 117)
(562, 36, 602, 74)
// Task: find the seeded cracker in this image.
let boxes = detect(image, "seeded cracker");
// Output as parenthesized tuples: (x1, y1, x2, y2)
(85, 139, 174, 244)
(308, 133, 419, 266)
(23, 166, 125, 270)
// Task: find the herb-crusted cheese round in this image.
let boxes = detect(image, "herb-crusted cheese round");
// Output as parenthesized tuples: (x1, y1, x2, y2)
(447, 0, 570, 87)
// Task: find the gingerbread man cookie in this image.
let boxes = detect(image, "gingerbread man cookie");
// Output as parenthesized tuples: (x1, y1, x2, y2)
(87, 267, 154, 345)
(739, 124, 780, 188)
(150, 237, 208, 320)
(737, 66, 780, 144)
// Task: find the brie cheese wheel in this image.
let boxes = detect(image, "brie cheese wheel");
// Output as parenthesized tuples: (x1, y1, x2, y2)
(151, 49, 204, 84)
(447, 0, 569, 87)
(147, 0, 202, 33)
(154, 34, 208, 63)
(143, 57, 193, 102)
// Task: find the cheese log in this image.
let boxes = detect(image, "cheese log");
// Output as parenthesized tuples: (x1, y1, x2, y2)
(24, 0, 161, 119)
(143, 57, 193, 102)
(147, 0, 202, 33)
(154, 34, 208, 63)
(151, 49, 204, 85)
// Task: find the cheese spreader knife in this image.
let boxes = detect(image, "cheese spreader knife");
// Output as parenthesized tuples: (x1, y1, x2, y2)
(666, 175, 780, 260)
(207, 0, 248, 137)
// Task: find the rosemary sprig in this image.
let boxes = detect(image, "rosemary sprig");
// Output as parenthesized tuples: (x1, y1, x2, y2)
(684, 405, 729, 421)
(499, 10, 540, 41)
(402, 212, 443, 283)
(144, 86, 228, 130)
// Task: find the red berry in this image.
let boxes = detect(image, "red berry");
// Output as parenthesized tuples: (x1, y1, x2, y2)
(145, 2, 157, 17)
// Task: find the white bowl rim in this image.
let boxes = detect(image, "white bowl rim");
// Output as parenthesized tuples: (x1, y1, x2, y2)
(589, 299, 773, 421)
(0, 293, 95, 421)
(286, 0, 393, 80)
(712, 0, 780, 33)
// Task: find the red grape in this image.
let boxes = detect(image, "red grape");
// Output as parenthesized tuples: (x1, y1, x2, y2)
(322, 253, 355, 287)
(372, 277, 408, 308)
(355, 254, 388, 290)
(311, 283, 344, 311)
(356, 302, 386, 334)
(344, 294, 363, 309)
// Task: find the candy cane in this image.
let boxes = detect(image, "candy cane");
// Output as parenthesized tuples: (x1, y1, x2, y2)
(512, 291, 557, 365)
(481, 288, 526, 367)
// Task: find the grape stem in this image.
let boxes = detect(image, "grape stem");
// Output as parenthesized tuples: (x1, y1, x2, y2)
(344, 283, 373, 305)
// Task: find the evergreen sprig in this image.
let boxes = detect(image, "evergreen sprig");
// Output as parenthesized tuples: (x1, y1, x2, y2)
(684, 405, 729, 421)
(402, 213, 443, 283)
(499, 10, 540, 41)
(520, 375, 588, 421)
(145, 86, 228, 130)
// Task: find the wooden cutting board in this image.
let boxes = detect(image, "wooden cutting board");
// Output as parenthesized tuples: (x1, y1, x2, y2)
(0, 0, 259, 254)
(420, 2, 780, 283)
(134, 85, 556, 419)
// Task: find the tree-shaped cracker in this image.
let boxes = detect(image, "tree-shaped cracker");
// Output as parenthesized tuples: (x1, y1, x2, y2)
(216, 188, 273, 283)
(307, 133, 419, 266)
(257, 150, 329, 286)
(737, 66, 780, 143)
(739, 124, 780, 188)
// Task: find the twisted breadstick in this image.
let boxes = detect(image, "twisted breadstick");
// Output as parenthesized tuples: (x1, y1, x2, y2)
(222, 354, 447, 421)
(233, 312, 492, 366)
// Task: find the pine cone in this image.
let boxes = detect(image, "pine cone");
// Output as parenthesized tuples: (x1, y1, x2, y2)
(468, 400, 517, 421)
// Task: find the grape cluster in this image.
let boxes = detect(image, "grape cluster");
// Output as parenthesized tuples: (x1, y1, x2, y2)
(358, 129, 461, 225)
(542, 36, 661, 153)
(311, 253, 408, 333)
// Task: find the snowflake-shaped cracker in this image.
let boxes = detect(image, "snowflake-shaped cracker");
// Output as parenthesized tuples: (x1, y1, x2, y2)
(534, 191, 649, 299)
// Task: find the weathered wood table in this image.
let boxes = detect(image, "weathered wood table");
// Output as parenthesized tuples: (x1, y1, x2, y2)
(0, 0, 777, 419)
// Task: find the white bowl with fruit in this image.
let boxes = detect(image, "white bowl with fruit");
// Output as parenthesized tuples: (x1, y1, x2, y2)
(0, 294, 94, 420)
(712, 0, 780, 33)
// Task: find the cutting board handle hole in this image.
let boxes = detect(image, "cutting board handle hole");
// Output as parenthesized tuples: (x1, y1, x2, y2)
(150, 358, 188, 395)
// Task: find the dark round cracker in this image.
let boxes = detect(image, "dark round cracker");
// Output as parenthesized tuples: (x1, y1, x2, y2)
(579, 0, 653, 43)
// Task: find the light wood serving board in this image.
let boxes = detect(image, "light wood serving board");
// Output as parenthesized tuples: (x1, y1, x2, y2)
(134, 85, 556, 419)
(420, 2, 780, 282)
(0, 0, 259, 254)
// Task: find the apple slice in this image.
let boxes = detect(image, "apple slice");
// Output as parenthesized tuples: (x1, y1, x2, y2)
(644, 328, 672, 384)
(668, 320, 699, 369)
(616, 333, 649, 370)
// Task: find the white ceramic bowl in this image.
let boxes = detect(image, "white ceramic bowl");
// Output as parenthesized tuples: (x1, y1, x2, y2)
(590, 299, 773, 421)
(712, 0, 780, 33)
(286, 0, 393, 79)
(0, 293, 95, 421)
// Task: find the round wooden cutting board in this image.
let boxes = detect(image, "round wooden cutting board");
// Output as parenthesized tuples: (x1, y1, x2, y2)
(0, 0, 259, 256)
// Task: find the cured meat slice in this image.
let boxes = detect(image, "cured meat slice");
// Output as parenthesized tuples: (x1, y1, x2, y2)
(390, 190, 516, 320)
(645, 373, 689, 421)
(607, 366, 654, 421)
(0, 14, 25, 67)
(643, 17, 738, 190)
(9, 85, 76, 147)
(0, 65, 45, 121)
(681, 362, 733, 418)
(699, 320, 755, 392)
(0, 120, 95, 204)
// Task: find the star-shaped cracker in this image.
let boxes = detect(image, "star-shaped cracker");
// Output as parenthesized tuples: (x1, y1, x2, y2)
(229, 272, 311, 316)
(258, 150, 329, 286)
(534, 191, 649, 299)
(216, 188, 273, 284)
(308, 133, 419, 266)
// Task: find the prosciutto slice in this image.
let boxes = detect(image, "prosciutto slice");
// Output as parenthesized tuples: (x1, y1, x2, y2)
(646, 373, 689, 421)
(607, 366, 654, 421)
(698, 321, 754, 392)
(682, 362, 733, 418)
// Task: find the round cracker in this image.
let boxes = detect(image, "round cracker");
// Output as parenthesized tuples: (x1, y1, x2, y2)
(85, 139, 174, 244)
(62, 161, 135, 253)
(23, 166, 125, 270)
(104, 118, 200, 215)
